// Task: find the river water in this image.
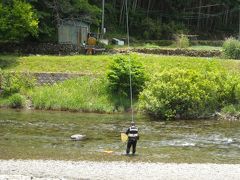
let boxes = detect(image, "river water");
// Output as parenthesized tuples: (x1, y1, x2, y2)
(0, 109, 240, 163)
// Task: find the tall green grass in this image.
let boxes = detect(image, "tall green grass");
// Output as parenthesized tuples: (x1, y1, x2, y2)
(31, 76, 115, 113)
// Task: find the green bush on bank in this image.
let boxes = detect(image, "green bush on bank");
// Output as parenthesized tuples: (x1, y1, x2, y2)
(0, 71, 36, 97)
(31, 76, 115, 113)
(223, 38, 240, 59)
(107, 55, 147, 110)
(139, 68, 240, 120)
(8, 93, 26, 108)
(107, 55, 146, 97)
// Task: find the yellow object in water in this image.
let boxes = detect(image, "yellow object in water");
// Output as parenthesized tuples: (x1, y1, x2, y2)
(103, 150, 113, 154)
(121, 133, 128, 143)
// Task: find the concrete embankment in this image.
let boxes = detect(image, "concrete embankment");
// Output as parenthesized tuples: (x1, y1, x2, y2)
(0, 160, 240, 180)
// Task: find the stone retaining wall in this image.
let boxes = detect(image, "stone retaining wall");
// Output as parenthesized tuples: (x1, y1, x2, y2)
(0, 72, 95, 86)
(114, 48, 222, 57)
(32, 72, 94, 85)
(0, 42, 84, 55)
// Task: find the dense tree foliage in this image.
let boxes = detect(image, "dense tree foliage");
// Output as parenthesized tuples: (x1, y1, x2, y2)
(0, 0, 38, 41)
(28, 0, 101, 41)
(0, 0, 239, 41)
(102, 0, 239, 39)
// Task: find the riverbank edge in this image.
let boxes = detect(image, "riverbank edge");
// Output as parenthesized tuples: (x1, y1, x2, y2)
(0, 160, 240, 180)
(1, 105, 239, 121)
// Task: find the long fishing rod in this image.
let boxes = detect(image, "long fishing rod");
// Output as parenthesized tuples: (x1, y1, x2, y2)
(125, 0, 134, 123)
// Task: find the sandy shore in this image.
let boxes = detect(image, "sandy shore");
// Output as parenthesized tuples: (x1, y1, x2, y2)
(0, 160, 240, 180)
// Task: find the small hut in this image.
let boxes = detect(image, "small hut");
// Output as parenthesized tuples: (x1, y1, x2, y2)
(58, 19, 90, 46)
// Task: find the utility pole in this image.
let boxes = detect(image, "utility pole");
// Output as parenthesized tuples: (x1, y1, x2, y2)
(101, 0, 105, 39)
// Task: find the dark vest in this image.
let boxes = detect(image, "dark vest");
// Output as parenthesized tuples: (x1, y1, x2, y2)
(128, 126, 139, 139)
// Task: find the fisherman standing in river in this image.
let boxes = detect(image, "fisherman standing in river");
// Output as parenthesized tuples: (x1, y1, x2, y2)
(126, 122, 139, 155)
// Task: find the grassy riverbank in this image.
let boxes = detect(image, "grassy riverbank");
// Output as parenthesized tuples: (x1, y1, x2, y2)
(1, 54, 240, 119)
(30, 77, 114, 113)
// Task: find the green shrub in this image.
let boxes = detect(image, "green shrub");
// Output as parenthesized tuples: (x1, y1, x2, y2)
(0, 72, 36, 97)
(175, 34, 190, 48)
(107, 54, 146, 99)
(223, 38, 240, 59)
(8, 93, 25, 108)
(106, 55, 147, 110)
(139, 68, 240, 120)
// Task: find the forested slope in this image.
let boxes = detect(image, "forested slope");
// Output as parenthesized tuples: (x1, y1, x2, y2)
(0, 0, 239, 42)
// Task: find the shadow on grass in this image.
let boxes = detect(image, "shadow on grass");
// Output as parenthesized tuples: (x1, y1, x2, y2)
(0, 55, 19, 69)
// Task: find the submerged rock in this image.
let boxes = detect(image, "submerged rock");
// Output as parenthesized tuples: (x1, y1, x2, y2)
(70, 134, 86, 141)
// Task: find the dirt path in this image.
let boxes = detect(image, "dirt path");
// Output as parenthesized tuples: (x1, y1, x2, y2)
(0, 160, 240, 180)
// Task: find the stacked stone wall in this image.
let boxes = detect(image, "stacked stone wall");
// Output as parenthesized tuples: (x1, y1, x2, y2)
(0, 42, 84, 55)
(32, 72, 94, 85)
(114, 48, 222, 57)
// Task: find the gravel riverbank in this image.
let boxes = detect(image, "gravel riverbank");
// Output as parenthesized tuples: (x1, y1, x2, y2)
(0, 160, 240, 180)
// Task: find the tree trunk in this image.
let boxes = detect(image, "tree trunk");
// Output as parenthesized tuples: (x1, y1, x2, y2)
(206, 5, 211, 29)
(119, 0, 125, 25)
(224, 7, 229, 26)
(147, 0, 151, 19)
(132, 0, 137, 13)
(197, 0, 202, 31)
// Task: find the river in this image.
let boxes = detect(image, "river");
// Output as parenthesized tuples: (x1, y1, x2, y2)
(0, 109, 240, 163)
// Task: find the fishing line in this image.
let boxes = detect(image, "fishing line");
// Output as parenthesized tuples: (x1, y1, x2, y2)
(125, 0, 134, 123)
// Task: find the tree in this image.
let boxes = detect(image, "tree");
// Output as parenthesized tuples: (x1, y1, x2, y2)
(28, 0, 101, 42)
(0, 0, 38, 41)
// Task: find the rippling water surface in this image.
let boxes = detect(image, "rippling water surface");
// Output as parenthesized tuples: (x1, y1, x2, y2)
(0, 109, 240, 163)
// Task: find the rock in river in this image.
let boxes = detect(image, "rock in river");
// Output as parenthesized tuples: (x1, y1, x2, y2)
(70, 134, 86, 141)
